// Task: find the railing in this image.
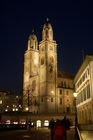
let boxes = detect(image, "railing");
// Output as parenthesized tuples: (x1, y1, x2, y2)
(76, 126, 83, 140)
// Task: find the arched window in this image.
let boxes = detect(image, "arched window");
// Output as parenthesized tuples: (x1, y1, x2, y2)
(36, 120, 41, 127)
(41, 57, 44, 65)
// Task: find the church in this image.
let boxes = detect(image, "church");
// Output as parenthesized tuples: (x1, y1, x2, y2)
(23, 18, 75, 117)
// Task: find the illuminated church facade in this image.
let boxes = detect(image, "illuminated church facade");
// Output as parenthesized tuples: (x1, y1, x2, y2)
(23, 19, 74, 115)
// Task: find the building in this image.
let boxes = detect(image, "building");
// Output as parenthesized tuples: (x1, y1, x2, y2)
(23, 19, 75, 116)
(57, 71, 74, 114)
(0, 91, 22, 113)
(74, 55, 93, 125)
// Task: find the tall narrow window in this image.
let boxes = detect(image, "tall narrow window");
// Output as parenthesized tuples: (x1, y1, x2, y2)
(51, 98, 53, 102)
(60, 98, 62, 104)
(64, 81, 66, 88)
(60, 89, 62, 95)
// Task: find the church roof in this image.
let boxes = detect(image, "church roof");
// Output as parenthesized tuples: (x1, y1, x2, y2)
(57, 71, 75, 79)
(43, 18, 53, 30)
(28, 29, 37, 40)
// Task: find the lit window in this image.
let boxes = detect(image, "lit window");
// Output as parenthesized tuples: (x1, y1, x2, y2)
(36, 120, 41, 127)
(44, 120, 49, 127)
(13, 122, 18, 124)
(6, 120, 10, 124)
(0, 100, 2, 104)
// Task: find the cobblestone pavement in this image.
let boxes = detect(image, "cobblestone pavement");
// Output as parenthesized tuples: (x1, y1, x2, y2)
(67, 129, 75, 140)
(0, 128, 75, 140)
(80, 131, 93, 140)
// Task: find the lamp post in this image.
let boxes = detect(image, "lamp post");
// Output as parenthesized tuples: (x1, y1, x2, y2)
(73, 92, 78, 137)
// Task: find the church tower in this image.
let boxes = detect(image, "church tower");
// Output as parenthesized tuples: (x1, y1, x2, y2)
(23, 30, 39, 113)
(39, 18, 57, 113)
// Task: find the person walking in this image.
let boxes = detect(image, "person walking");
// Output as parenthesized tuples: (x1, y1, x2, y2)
(53, 120, 65, 140)
(62, 116, 67, 140)
(49, 118, 55, 140)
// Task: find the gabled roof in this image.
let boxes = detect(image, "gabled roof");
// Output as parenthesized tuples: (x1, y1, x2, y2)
(57, 71, 75, 79)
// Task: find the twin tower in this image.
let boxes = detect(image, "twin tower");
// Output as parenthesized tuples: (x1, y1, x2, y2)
(23, 19, 58, 114)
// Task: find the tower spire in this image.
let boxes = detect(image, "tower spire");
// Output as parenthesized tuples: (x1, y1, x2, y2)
(32, 29, 34, 33)
(46, 17, 49, 22)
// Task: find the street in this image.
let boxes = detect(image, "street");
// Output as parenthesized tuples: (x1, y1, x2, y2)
(0, 128, 75, 140)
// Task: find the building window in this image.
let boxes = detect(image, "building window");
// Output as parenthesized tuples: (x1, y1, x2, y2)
(60, 89, 62, 95)
(88, 68, 89, 75)
(68, 82, 70, 88)
(0, 100, 2, 104)
(60, 98, 62, 104)
(36, 120, 41, 127)
(41, 57, 44, 65)
(84, 89, 86, 101)
(87, 84, 90, 98)
(44, 120, 49, 127)
(64, 81, 66, 88)
(83, 74, 85, 82)
(32, 80, 36, 91)
(61, 81, 63, 87)
(41, 98, 43, 102)
(66, 91, 68, 95)
(51, 98, 53, 102)
(66, 107, 70, 113)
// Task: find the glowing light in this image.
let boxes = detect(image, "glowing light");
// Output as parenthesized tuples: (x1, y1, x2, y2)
(16, 108, 18, 111)
(51, 90, 54, 94)
(44, 120, 49, 126)
(12, 108, 15, 111)
(0, 100, 2, 104)
(73, 92, 77, 97)
(36, 120, 41, 127)
(6, 120, 10, 124)
(25, 107, 29, 111)
(13, 122, 18, 124)
(5, 109, 8, 112)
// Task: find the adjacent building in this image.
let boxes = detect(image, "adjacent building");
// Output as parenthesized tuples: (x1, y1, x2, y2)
(0, 91, 22, 113)
(74, 55, 93, 125)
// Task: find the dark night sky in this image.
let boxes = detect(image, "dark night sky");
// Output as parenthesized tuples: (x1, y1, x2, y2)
(0, 0, 93, 92)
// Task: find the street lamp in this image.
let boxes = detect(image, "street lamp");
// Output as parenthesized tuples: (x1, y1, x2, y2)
(73, 92, 78, 137)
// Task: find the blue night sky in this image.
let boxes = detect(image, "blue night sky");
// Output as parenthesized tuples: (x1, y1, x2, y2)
(0, 0, 93, 92)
